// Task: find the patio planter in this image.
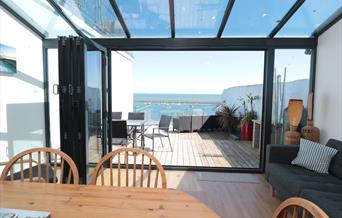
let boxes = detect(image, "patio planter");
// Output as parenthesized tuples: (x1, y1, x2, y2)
(240, 121, 253, 141)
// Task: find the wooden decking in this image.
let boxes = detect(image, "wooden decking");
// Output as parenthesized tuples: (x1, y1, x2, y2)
(90, 132, 259, 168)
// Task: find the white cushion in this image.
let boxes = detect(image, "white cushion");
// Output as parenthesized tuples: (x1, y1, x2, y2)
(291, 138, 338, 174)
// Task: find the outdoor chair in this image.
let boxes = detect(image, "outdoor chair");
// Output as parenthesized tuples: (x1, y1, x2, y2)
(172, 116, 191, 132)
(91, 147, 167, 189)
(128, 112, 145, 138)
(112, 120, 133, 147)
(0, 147, 79, 184)
(145, 115, 172, 152)
(112, 112, 122, 120)
(128, 112, 145, 120)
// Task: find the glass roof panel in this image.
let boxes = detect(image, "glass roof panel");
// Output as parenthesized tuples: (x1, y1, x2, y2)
(174, 0, 229, 37)
(116, 0, 170, 38)
(56, 0, 125, 38)
(222, 0, 296, 37)
(2, 0, 76, 38)
(277, 0, 342, 37)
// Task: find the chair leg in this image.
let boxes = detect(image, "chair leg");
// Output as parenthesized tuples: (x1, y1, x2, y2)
(160, 136, 164, 147)
(152, 137, 155, 154)
(167, 136, 173, 152)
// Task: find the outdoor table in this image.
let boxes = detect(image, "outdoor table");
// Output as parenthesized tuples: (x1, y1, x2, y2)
(127, 119, 146, 148)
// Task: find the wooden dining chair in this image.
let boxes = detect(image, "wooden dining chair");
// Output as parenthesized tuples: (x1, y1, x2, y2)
(272, 197, 329, 218)
(0, 147, 79, 184)
(92, 147, 167, 189)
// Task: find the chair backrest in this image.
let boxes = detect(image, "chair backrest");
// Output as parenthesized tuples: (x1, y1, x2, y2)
(128, 112, 145, 120)
(91, 148, 167, 189)
(179, 116, 192, 132)
(0, 147, 79, 184)
(112, 120, 128, 138)
(112, 112, 122, 120)
(159, 115, 171, 130)
(272, 197, 329, 218)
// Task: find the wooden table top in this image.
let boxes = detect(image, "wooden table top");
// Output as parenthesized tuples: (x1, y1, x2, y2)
(0, 181, 218, 218)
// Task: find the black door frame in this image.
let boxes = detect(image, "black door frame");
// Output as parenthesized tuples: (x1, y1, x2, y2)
(43, 38, 317, 173)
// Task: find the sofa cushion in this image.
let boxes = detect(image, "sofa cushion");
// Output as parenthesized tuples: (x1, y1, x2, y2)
(267, 163, 342, 196)
(300, 189, 342, 218)
(292, 139, 338, 174)
(326, 139, 342, 179)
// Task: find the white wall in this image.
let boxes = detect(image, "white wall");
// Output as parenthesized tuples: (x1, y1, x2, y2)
(111, 51, 134, 119)
(0, 9, 45, 168)
(314, 19, 342, 144)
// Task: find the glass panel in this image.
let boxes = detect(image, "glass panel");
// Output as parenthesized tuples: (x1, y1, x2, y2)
(86, 51, 103, 163)
(271, 49, 311, 144)
(47, 49, 60, 150)
(2, 0, 76, 38)
(116, 0, 170, 38)
(277, 0, 342, 37)
(0, 9, 45, 173)
(174, 0, 229, 37)
(56, 0, 125, 38)
(222, 0, 296, 37)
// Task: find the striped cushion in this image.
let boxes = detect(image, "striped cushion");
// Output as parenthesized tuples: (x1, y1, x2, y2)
(291, 139, 338, 174)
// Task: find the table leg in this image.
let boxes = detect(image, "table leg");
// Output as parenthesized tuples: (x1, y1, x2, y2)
(133, 127, 137, 148)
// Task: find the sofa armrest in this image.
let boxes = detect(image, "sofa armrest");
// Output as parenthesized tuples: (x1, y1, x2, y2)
(266, 144, 299, 165)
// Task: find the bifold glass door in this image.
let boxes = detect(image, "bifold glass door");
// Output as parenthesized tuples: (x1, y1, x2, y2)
(86, 51, 104, 164)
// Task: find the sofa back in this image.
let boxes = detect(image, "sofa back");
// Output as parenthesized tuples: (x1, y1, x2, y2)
(327, 139, 342, 179)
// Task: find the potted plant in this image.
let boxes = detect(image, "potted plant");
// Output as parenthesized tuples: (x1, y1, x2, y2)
(215, 103, 239, 135)
(240, 93, 260, 140)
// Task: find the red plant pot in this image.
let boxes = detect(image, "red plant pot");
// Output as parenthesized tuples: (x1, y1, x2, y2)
(240, 121, 253, 141)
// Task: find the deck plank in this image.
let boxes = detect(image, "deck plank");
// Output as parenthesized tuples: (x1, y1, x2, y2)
(89, 132, 259, 168)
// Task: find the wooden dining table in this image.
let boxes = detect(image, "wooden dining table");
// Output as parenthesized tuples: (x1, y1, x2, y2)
(0, 181, 218, 218)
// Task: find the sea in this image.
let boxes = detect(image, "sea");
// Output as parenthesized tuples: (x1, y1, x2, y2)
(133, 93, 223, 121)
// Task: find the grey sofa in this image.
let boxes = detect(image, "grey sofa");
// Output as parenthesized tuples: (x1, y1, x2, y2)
(266, 138, 342, 218)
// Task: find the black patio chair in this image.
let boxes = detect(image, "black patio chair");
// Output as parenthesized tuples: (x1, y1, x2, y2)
(111, 120, 132, 147)
(112, 112, 122, 120)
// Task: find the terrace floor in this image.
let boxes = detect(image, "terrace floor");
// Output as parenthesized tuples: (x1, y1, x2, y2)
(90, 131, 259, 168)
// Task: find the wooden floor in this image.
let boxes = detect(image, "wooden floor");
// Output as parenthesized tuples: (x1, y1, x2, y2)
(166, 171, 282, 218)
(93, 169, 282, 218)
(90, 132, 259, 168)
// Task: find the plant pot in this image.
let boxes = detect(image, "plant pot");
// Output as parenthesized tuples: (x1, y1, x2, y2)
(240, 121, 253, 141)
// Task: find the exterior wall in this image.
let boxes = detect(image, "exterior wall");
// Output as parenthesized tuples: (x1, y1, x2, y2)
(0, 9, 45, 170)
(222, 79, 309, 119)
(111, 51, 134, 119)
(314, 19, 342, 144)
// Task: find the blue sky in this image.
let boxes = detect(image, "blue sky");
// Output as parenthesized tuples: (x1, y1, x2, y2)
(132, 50, 311, 94)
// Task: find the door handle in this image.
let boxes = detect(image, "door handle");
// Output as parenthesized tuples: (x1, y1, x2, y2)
(53, 84, 59, 95)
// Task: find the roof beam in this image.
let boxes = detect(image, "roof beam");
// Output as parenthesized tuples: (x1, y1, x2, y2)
(169, 0, 175, 38)
(217, 0, 235, 38)
(0, 1, 45, 39)
(168, 0, 176, 38)
(109, 0, 131, 38)
(312, 6, 342, 37)
(268, 0, 305, 38)
(46, 0, 106, 52)
(40, 37, 315, 50)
